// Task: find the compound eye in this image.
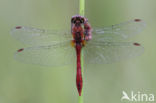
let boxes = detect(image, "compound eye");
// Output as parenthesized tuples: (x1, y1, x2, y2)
(80, 18, 84, 23)
(82, 20, 84, 23)
(71, 18, 76, 23)
(71, 18, 74, 23)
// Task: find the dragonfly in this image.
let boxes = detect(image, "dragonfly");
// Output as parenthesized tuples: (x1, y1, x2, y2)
(10, 15, 146, 96)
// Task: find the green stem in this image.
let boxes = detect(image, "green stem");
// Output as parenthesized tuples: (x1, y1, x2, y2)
(79, 0, 85, 103)
(79, 0, 85, 16)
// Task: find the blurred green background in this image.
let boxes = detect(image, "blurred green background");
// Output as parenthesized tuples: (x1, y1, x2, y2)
(0, 0, 156, 103)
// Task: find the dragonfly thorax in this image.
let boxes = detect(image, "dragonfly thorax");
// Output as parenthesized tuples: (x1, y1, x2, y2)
(71, 15, 92, 46)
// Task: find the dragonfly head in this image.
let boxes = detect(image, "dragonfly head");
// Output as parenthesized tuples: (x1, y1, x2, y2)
(71, 15, 85, 26)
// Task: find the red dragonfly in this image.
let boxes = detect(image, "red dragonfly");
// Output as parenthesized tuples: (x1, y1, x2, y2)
(10, 15, 146, 96)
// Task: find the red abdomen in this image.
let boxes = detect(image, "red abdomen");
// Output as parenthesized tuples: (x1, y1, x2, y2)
(76, 44, 83, 96)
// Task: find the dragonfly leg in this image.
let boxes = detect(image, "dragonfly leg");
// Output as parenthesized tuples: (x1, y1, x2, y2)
(70, 40, 76, 47)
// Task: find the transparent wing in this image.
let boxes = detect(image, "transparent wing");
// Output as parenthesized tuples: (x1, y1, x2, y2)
(14, 41, 76, 66)
(10, 26, 72, 45)
(92, 19, 146, 42)
(83, 41, 144, 64)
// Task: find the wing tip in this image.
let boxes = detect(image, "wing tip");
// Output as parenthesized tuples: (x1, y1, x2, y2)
(17, 48, 24, 52)
(15, 26, 23, 29)
(133, 42, 141, 46)
(10, 26, 23, 35)
(134, 19, 142, 22)
(134, 19, 146, 27)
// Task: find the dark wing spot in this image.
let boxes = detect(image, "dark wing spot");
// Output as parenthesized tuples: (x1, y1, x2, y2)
(16, 26, 22, 29)
(17, 48, 24, 52)
(134, 19, 141, 22)
(133, 42, 141, 46)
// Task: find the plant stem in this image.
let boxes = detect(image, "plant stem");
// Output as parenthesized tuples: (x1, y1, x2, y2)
(79, 0, 85, 16)
(79, 0, 85, 103)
